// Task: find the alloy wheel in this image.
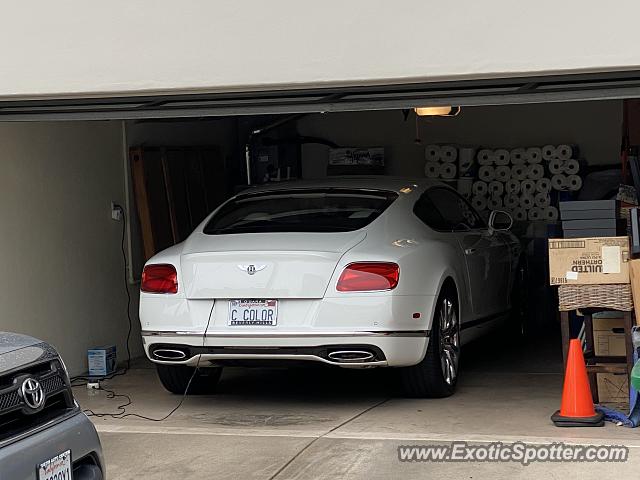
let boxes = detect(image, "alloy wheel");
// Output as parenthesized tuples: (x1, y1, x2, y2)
(439, 297, 460, 385)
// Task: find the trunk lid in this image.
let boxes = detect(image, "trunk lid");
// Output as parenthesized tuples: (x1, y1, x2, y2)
(181, 231, 365, 299)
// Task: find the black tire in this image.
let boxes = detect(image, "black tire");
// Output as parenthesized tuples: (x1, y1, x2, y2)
(156, 364, 222, 395)
(508, 258, 529, 340)
(399, 289, 460, 398)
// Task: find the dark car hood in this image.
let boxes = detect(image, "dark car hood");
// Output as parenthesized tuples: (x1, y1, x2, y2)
(0, 332, 43, 355)
(0, 333, 56, 375)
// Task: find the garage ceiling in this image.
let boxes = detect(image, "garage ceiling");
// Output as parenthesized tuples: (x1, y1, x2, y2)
(3, 70, 640, 121)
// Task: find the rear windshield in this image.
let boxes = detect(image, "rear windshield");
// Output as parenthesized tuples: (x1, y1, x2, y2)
(203, 188, 398, 234)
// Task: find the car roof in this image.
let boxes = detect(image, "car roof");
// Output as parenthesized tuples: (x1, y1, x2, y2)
(237, 176, 443, 195)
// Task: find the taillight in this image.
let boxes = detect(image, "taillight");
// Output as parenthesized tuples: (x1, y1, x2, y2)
(141, 264, 178, 294)
(337, 262, 399, 292)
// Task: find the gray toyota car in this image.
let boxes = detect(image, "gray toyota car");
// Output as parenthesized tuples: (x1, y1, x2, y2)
(0, 332, 105, 479)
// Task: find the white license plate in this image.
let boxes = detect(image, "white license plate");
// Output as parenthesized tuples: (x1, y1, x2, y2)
(228, 299, 278, 326)
(38, 450, 72, 480)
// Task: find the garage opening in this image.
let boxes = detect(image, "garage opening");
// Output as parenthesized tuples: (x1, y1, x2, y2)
(107, 98, 631, 397)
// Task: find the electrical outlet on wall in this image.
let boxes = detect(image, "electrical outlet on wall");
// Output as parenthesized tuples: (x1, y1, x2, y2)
(111, 201, 123, 221)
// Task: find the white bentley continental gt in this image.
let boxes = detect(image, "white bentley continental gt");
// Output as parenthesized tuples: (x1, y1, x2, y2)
(139, 177, 521, 397)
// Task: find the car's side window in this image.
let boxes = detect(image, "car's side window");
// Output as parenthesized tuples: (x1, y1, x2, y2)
(413, 192, 449, 230)
(423, 188, 486, 231)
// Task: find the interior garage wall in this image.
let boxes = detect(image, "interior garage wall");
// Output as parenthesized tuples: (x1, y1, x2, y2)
(2, 1, 640, 98)
(0, 121, 141, 375)
(297, 101, 623, 178)
(124, 118, 240, 279)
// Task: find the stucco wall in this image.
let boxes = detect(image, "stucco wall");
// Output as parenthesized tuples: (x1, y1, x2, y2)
(1, 1, 639, 99)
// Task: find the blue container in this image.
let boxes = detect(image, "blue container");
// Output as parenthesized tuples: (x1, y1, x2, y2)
(88, 345, 117, 377)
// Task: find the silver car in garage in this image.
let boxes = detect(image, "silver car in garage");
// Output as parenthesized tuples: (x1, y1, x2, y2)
(0, 332, 105, 479)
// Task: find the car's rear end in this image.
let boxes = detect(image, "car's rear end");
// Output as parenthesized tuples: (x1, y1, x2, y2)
(0, 334, 105, 479)
(140, 180, 437, 379)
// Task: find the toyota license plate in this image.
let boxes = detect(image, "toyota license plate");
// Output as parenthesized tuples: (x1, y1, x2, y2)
(38, 450, 72, 480)
(228, 299, 278, 326)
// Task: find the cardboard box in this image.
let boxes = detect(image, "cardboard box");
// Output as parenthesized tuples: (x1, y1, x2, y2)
(562, 219, 618, 230)
(560, 209, 618, 220)
(596, 371, 629, 404)
(564, 229, 618, 239)
(548, 236, 630, 285)
(592, 312, 626, 356)
(88, 345, 117, 377)
(559, 200, 617, 216)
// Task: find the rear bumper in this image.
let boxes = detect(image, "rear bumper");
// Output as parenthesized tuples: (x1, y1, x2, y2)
(142, 330, 430, 367)
(0, 410, 105, 480)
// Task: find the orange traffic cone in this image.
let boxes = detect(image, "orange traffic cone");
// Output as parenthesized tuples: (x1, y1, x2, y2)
(551, 338, 604, 427)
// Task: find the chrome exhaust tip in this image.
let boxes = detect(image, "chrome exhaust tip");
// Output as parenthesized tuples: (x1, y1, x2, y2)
(152, 349, 188, 361)
(327, 350, 376, 363)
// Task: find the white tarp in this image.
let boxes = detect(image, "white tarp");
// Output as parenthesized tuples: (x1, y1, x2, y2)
(1, 0, 639, 99)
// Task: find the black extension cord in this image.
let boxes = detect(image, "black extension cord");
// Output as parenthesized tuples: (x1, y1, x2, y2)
(72, 206, 205, 421)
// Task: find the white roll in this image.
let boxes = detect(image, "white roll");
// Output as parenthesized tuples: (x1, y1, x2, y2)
(425, 145, 441, 162)
(521, 179, 537, 195)
(564, 159, 580, 175)
(542, 144, 557, 161)
(458, 147, 476, 175)
(556, 144, 574, 161)
(510, 148, 526, 165)
(424, 161, 441, 178)
(544, 206, 559, 221)
(439, 145, 458, 163)
(528, 207, 543, 221)
(511, 164, 528, 181)
(548, 158, 565, 174)
(551, 174, 566, 190)
(488, 181, 504, 196)
(566, 174, 583, 191)
(534, 192, 550, 208)
(536, 178, 551, 193)
(504, 194, 520, 209)
(494, 165, 511, 182)
(494, 149, 510, 166)
(505, 179, 520, 194)
(512, 207, 527, 221)
(527, 164, 544, 180)
(477, 149, 495, 166)
(525, 147, 542, 164)
(472, 181, 488, 196)
(487, 196, 503, 210)
(520, 195, 535, 209)
(471, 196, 487, 211)
(478, 166, 495, 182)
(440, 163, 457, 179)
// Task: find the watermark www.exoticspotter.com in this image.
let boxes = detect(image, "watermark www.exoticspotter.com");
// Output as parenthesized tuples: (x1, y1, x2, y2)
(398, 442, 628, 466)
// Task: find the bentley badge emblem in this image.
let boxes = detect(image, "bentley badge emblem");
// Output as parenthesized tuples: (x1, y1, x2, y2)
(238, 264, 266, 275)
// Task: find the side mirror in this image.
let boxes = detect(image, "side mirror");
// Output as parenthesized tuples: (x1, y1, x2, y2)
(488, 210, 513, 232)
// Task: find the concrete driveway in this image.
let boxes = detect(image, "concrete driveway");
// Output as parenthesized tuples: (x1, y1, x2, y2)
(75, 332, 640, 479)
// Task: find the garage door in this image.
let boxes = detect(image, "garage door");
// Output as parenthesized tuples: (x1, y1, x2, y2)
(3, 70, 640, 121)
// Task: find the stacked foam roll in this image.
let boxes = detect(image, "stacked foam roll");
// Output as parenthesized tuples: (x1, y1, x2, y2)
(467, 144, 583, 221)
(424, 145, 459, 179)
(541, 144, 582, 191)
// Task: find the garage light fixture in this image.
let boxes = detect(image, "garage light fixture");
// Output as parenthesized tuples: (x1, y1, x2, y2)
(414, 106, 460, 117)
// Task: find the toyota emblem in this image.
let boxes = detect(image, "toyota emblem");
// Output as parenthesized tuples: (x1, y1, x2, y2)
(21, 377, 45, 410)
